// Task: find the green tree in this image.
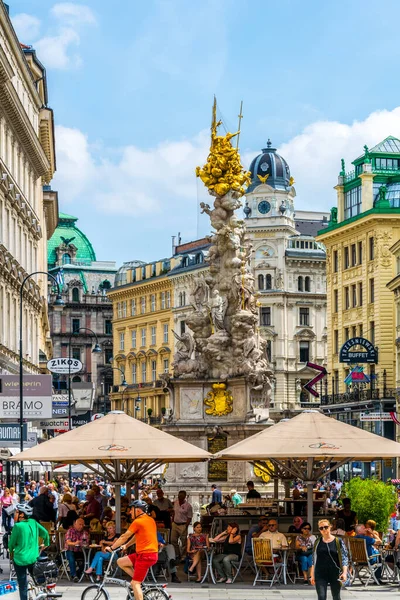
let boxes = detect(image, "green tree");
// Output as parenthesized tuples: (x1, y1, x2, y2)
(343, 477, 396, 532)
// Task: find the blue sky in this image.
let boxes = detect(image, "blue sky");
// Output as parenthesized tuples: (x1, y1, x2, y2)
(9, 0, 400, 264)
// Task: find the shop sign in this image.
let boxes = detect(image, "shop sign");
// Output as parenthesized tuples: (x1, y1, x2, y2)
(72, 411, 91, 427)
(47, 358, 83, 374)
(360, 412, 392, 422)
(0, 423, 27, 443)
(339, 338, 378, 364)
(7, 432, 37, 448)
(0, 375, 52, 418)
(38, 419, 69, 430)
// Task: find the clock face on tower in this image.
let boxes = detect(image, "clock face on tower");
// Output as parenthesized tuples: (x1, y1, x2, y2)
(258, 200, 271, 214)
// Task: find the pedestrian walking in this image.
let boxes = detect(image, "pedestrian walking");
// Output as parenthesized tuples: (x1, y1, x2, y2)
(310, 519, 349, 600)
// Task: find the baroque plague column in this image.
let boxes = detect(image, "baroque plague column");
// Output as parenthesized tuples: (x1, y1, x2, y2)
(162, 100, 273, 495)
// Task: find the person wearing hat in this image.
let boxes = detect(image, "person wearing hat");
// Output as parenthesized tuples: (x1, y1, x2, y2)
(105, 500, 158, 600)
(9, 504, 49, 600)
(82, 489, 101, 525)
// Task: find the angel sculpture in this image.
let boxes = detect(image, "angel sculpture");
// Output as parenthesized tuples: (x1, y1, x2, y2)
(172, 330, 195, 362)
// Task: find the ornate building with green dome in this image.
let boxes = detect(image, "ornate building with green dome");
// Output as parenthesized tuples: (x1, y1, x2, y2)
(48, 212, 117, 413)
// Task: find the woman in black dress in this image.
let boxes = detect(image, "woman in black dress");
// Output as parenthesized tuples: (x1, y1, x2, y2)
(310, 519, 349, 600)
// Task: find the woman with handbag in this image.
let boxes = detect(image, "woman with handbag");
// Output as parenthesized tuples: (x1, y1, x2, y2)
(1, 488, 14, 532)
(295, 521, 316, 584)
(310, 519, 349, 600)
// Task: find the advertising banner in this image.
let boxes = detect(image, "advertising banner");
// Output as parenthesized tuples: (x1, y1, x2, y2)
(0, 375, 52, 419)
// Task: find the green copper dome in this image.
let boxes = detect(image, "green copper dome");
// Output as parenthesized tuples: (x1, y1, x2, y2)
(48, 212, 97, 267)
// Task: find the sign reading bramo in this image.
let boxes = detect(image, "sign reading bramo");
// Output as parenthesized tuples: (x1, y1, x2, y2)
(0, 375, 52, 419)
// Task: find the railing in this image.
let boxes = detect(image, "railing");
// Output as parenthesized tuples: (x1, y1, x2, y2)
(320, 387, 396, 406)
(344, 170, 356, 182)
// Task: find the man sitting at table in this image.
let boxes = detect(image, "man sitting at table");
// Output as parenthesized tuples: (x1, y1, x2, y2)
(355, 524, 383, 583)
(65, 517, 90, 582)
(259, 519, 288, 548)
(245, 516, 269, 555)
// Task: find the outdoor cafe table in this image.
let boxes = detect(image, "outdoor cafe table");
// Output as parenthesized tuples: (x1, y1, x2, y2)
(200, 544, 217, 584)
(381, 546, 399, 583)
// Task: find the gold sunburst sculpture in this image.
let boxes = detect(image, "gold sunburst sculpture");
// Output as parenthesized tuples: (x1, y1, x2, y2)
(196, 97, 251, 197)
(253, 460, 274, 483)
(257, 174, 269, 184)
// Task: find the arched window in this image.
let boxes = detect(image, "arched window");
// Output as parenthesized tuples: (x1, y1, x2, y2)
(298, 276, 303, 291)
(99, 279, 111, 290)
(62, 253, 71, 264)
(182, 256, 188, 267)
(258, 274, 264, 290)
(72, 287, 79, 302)
(72, 375, 81, 383)
(305, 276, 311, 292)
(265, 274, 272, 290)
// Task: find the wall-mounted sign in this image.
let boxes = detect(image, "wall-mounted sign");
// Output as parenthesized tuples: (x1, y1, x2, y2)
(339, 338, 378, 364)
(360, 412, 392, 422)
(38, 419, 69, 430)
(47, 358, 83, 374)
(0, 375, 52, 419)
(72, 411, 91, 428)
(207, 435, 228, 482)
(6, 431, 37, 449)
(0, 423, 27, 442)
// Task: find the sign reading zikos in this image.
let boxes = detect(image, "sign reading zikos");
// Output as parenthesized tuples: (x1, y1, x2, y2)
(0, 375, 52, 418)
(339, 337, 378, 364)
(47, 358, 83, 375)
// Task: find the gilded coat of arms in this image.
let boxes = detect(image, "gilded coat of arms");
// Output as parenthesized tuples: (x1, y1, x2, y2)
(204, 383, 233, 416)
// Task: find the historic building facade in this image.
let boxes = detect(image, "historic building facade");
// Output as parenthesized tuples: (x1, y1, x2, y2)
(48, 212, 117, 412)
(244, 141, 329, 413)
(0, 6, 58, 374)
(108, 258, 174, 420)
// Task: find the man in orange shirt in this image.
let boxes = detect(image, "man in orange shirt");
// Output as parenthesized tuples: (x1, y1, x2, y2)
(106, 500, 158, 600)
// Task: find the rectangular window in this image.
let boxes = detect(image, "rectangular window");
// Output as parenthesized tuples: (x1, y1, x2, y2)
(141, 327, 146, 346)
(358, 241, 362, 264)
(151, 360, 157, 381)
(358, 282, 363, 306)
(117, 303, 122, 318)
(369, 237, 374, 260)
(299, 307, 310, 326)
(299, 341, 310, 363)
(333, 289, 338, 313)
(351, 244, 356, 267)
(344, 327, 349, 341)
(163, 358, 169, 373)
(71, 347, 80, 360)
(344, 185, 362, 220)
(344, 247, 349, 269)
(131, 329, 137, 348)
(105, 348, 113, 364)
(151, 326, 156, 345)
(369, 278, 375, 303)
(370, 321, 375, 345)
(334, 330, 339, 354)
(141, 361, 147, 382)
(333, 371, 339, 394)
(333, 250, 338, 273)
(265, 340, 272, 361)
(141, 296, 146, 314)
(163, 323, 169, 343)
(352, 325, 357, 338)
(161, 292, 166, 309)
(72, 318, 80, 333)
(359, 323, 363, 337)
(150, 294, 156, 312)
(119, 332, 125, 350)
(131, 299, 136, 316)
(180, 321, 186, 335)
(166, 291, 171, 308)
(352, 284, 357, 307)
(105, 320, 112, 335)
(260, 307, 271, 326)
(132, 363, 137, 384)
(345, 287, 350, 310)
(122, 301, 127, 317)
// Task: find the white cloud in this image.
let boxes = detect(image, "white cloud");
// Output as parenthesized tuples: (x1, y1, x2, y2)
(11, 13, 41, 42)
(278, 107, 400, 210)
(50, 3, 97, 26)
(12, 3, 96, 70)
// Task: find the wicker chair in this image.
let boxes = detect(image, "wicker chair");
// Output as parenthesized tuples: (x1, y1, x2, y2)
(252, 538, 283, 586)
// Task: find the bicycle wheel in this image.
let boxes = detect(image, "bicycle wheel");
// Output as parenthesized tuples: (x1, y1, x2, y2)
(81, 584, 109, 600)
(142, 586, 170, 600)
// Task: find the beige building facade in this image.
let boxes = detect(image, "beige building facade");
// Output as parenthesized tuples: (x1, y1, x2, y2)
(0, 4, 57, 374)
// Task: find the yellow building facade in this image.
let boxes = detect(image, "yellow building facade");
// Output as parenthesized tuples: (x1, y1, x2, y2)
(317, 138, 400, 397)
(107, 258, 173, 420)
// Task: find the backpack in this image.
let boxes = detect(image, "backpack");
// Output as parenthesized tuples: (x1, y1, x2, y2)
(60, 506, 76, 530)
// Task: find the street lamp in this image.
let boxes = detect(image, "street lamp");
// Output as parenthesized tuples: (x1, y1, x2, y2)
(102, 367, 127, 414)
(19, 271, 64, 501)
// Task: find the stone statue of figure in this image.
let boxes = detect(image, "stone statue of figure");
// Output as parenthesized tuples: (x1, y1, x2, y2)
(172, 330, 195, 361)
(191, 276, 208, 311)
(209, 289, 227, 332)
(295, 378, 302, 401)
(275, 269, 284, 289)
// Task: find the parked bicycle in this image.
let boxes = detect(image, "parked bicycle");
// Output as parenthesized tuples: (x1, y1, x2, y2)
(80, 550, 171, 600)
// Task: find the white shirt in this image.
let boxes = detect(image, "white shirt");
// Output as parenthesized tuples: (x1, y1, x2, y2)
(173, 499, 193, 524)
(259, 531, 288, 548)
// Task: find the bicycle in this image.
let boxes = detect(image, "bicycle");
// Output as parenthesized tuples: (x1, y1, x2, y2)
(80, 550, 171, 600)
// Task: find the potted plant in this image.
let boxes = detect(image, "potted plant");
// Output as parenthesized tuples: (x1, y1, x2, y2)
(147, 407, 153, 423)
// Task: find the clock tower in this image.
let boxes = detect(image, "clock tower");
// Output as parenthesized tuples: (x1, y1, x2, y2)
(244, 140, 328, 417)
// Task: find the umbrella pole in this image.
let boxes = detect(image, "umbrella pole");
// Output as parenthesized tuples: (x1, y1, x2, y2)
(115, 483, 121, 535)
(307, 457, 314, 527)
(134, 480, 139, 500)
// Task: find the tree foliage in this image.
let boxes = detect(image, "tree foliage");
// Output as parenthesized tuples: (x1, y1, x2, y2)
(343, 477, 396, 532)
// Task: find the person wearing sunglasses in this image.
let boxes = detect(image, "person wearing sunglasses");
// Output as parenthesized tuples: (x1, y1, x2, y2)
(259, 520, 288, 549)
(295, 522, 315, 584)
(310, 519, 349, 600)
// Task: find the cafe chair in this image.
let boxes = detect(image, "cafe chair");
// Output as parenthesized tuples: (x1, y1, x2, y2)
(348, 537, 382, 586)
(252, 538, 283, 586)
(231, 534, 255, 582)
(57, 530, 70, 581)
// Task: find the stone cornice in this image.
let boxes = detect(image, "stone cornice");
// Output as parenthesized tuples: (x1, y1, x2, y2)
(0, 47, 49, 177)
(0, 242, 42, 310)
(108, 279, 172, 299)
(0, 343, 41, 374)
